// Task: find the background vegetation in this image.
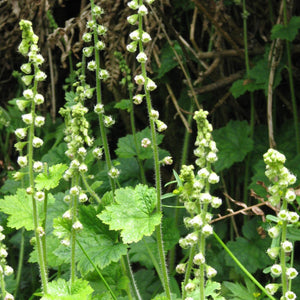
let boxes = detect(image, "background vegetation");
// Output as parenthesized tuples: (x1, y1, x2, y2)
(0, 0, 300, 299)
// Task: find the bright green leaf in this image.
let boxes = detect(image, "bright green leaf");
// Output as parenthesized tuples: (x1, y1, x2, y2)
(271, 16, 300, 41)
(223, 281, 256, 300)
(0, 189, 53, 230)
(212, 120, 254, 172)
(41, 278, 93, 300)
(98, 184, 162, 243)
(35, 164, 68, 191)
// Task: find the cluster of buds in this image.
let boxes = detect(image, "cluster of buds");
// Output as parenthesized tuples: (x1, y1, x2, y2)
(175, 110, 221, 294)
(0, 226, 14, 300)
(263, 149, 298, 298)
(15, 20, 47, 206)
(127, 0, 168, 131)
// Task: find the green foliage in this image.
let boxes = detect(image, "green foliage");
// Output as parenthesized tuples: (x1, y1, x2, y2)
(0, 189, 54, 230)
(222, 279, 258, 300)
(115, 127, 164, 160)
(98, 184, 162, 243)
(41, 278, 93, 300)
(212, 120, 253, 172)
(35, 164, 68, 191)
(271, 16, 300, 41)
(114, 99, 132, 112)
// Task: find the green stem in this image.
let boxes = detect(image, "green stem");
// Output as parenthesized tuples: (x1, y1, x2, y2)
(90, 0, 116, 194)
(182, 245, 197, 300)
(120, 257, 133, 300)
(28, 68, 48, 294)
(0, 268, 6, 300)
(76, 239, 117, 300)
(213, 231, 276, 300)
(14, 227, 25, 299)
(128, 88, 146, 184)
(137, 8, 171, 297)
(125, 253, 142, 300)
(81, 173, 102, 204)
(280, 200, 288, 295)
(70, 175, 79, 285)
(283, 0, 300, 154)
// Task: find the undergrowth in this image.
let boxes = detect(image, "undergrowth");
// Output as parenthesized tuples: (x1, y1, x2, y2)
(0, 0, 300, 299)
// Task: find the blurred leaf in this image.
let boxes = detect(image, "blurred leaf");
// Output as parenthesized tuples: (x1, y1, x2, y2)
(114, 99, 132, 112)
(213, 120, 253, 172)
(271, 16, 300, 41)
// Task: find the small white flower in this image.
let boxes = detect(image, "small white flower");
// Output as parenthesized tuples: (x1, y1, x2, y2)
(34, 94, 44, 105)
(208, 172, 219, 184)
(92, 5, 104, 16)
(0, 248, 8, 258)
(265, 283, 279, 295)
(72, 220, 83, 231)
(87, 20, 96, 29)
(22, 113, 33, 125)
(23, 89, 33, 99)
(34, 191, 45, 202)
(211, 197, 222, 208)
(127, 14, 139, 25)
(134, 74, 145, 85)
(156, 120, 167, 132)
(82, 32, 92, 43)
(93, 147, 103, 159)
(35, 54, 44, 65)
(141, 32, 151, 43)
(129, 30, 140, 41)
(286, 267, 298, 280)
(285, 291, 296, 300)
(61, 239, 70, 247)
(79, 164, 88, 173)
(126, 42, 138, 53)
(32, 137, 43, 148)
(146, 78, 157, 91)
(63, 195, 71, 203)
(99, 69, 109, 80)
(162, 156, 173, 165)
(200, 193, 212, 204)
(83, 47, 94, 57)
(79, 193, 88, 203)
(87, 61, 97, 71)
(35, 70, 47, 81)
(70, 186, 80, 195)
(136, 52, 148, 63)
(281, 240, 293, 253)
(21, 63, 32, 74)
(193, 252, 205, 265)
(97, 25, 107, 35)
(206, 265, 217, 278)
(176, 263, 186, 274)
(95, 41, 105, 50)
(63, 210, 72, 220)
(202, 224, 213, 236)
(266, 247, 279, 260)
(4, 292, 14, 300)
(188, 215, 203, 228)
(270, 264, 282, 276)
(289, 211, 299, 223)
(145, 0, 155, 4)
(185, 232, 198, 245)
(26, 187, 34, 195)
(138, 5, 148, 15)
(149, 109, 159, 120)
(17, 156, 28, 167)
(33, 161, 43, 172)
(35, 116, 45, 127)
(268, 226, 280, 239)
(206, 152, 218, 163)
(78, 147, 87, 157)
(108, 167, 120, 179)
(184, 282, 196, 292)
(4, 265, 13, 276)
(197, 168, 209, 178)
(278, 210, 289, 221)
(285, 190, 296, 202)
(103, 115, 115, 127)
(15, 128, 27, 139)
(133, 94, 144, 104)
(16, 100, 29, 111)
(127, 0, 139, 10)
(94, 103, 104, 114)
(141, 138, 151, 148)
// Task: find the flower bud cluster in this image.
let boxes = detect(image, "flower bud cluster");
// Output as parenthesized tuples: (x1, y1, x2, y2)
(0, 226, 14, 299)
(15, 20, 46, 181)
(263, 149, 299, 296)
(175, 110, 221, 290)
